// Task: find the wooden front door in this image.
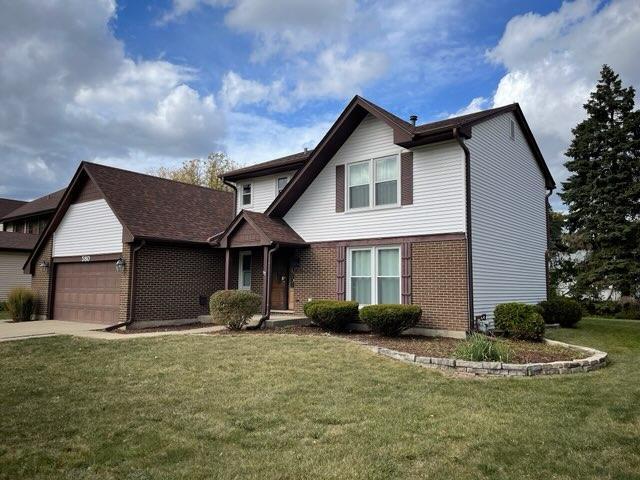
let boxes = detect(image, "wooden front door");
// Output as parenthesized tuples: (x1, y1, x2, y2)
(270, 253, 289, 310)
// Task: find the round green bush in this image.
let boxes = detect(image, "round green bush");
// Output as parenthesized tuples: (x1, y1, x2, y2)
(494, 302, 545, 341)
(209, 289, 261, 330)
(538, 297, 583, 327)
(360, 304, 422, 336)
(6, 287, 37, 322)
(303, 300, 358, 331)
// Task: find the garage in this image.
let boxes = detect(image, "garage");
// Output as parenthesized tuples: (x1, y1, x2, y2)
(53, 262, 120, 324)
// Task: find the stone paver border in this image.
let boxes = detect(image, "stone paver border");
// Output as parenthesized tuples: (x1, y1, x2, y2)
(367, 338, 608, 376)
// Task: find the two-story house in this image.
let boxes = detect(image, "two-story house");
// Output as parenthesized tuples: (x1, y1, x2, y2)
(25, 96, 553, 336)
(215, 96, 555, 336)
(0, 190, 65, 301)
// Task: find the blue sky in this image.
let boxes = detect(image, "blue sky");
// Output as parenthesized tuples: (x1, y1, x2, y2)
(1, 0, 639, 209)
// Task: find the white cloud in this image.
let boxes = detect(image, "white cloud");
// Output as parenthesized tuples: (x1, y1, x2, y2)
(447, 97, 490, 118)
(219, 71, 289, 111)
(486, 0, 640, 204)
(0, 0, 226, 199)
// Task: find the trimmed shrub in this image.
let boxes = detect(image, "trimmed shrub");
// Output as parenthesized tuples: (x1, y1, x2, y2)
(494, 302, 545, 341)
(360, 304, 422, 336)
(616, 302, 640, 320)
(303, 300, 358, 331)
(0, 301, 5, 312)
(539, 297, 583, 327)
(6, 288, 37, 322)
(454, 333, 512, 362)
(593, 300, 622, 317)
(209, 290, 261, 330)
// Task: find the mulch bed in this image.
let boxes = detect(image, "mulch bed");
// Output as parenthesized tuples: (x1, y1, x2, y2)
(214, 325, 588, 363)
(113, 322, 209, 334)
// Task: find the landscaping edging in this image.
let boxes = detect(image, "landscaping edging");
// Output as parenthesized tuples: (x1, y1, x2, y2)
(367, 338, 608, 376)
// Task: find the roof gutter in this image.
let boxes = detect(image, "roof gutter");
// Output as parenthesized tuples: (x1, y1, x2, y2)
(246, 242, 280, 330)
(454, 127, 475, 333)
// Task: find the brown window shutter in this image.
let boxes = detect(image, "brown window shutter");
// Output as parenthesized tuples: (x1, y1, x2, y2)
(401, 243, 412, 304)
(336, 245, 346, 300)
(401, 151, 413, 205)
(335, 165, 345, 212)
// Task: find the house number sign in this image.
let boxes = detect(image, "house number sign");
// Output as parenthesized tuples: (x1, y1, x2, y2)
(81, 256, 91, 262)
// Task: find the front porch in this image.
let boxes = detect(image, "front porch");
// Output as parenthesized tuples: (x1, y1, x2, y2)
(214, 210, 308, 321)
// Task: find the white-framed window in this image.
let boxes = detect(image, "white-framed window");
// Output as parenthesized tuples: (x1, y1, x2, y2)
(276, 176, 289, 193)
(238, 251, 252, 290)
(347, 246, 401, 305)
(346, 155, 399, 210)
(241, 183, 252, 206)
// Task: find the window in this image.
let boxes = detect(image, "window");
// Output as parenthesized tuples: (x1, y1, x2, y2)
(374, 156, 398, 206)
(242, 184, 252, 206)
(346, 155, 398, 210)
(276, 176, 289, 193)
(347, 246, 400, 305)
(509, 119, 515, 140)
(239, 251, 252, 289)
(348, 161, 370, 209)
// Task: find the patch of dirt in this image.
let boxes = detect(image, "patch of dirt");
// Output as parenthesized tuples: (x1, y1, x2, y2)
(112, 322, 209, 334)
(213, 325, 588, 363)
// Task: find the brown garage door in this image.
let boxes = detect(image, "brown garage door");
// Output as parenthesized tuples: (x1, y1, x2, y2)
(53, 262, 121, 324)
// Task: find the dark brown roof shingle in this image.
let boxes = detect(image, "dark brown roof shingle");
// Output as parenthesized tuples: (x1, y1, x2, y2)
(0, 231, 39, 251)
(1, 189, 65, 222)
(222, 150, 313, 181)
(0, 198, 27, 220)
(83, 162, 235, 244)
(243, 210, 306, 245)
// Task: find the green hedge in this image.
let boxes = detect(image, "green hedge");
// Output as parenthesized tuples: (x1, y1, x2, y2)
(539, 297, 583, 327)
(616, 302, 640, 320)
(494, 302, 545, 341)
(359, 304, 422, 336)
(210, 290, 261, 330)
(6, 288, 37, 322)
(303, 300, 359, 331)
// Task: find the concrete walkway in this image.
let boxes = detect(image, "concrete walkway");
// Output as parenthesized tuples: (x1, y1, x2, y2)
(0, 319, 225, 342)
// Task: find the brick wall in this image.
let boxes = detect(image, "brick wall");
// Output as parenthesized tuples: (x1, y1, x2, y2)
(132, 243, 225, 323)
(291, 238, 469, 332)
(118, 242, 132, 323)
(31, 237, 52, 318)
(292, 245, 337, 314)
(411, 239, 468, 331)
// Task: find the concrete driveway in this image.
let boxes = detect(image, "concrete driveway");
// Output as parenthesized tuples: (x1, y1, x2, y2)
(0, 319, 223, 342)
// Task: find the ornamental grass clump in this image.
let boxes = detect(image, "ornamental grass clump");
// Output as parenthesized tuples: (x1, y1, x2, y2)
(209, 290, 261, 330)
(454, 333, 512, 362)
(5, 288, 37, 322)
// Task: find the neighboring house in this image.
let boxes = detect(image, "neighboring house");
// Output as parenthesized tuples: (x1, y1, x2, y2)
(216, 96, 555, 336)
(0, 232, 38, 301)
(0, 198, 27, 229)
(0, 191, 64, 302)
(25, 162, 234, 326)
(0, 189, 65, 234)
(24, 95, 554, 336)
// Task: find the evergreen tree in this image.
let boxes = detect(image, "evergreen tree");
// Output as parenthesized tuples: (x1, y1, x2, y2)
(560, 65, 640, 298)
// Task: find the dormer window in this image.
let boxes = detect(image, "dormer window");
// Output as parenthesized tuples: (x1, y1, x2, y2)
(242, 183, 252, 206)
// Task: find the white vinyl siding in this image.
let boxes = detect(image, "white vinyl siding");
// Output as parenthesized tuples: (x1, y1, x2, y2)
(235, 170, 296, 214)
(0, 251, 31, 301)
(52, 199, 123, 257)
(467, 112, 548, 325)
(284, 114, 466, 241)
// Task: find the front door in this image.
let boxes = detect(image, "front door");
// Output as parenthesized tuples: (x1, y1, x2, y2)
(270, 253, 288, 310)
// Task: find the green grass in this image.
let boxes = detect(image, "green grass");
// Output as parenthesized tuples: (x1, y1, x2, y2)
(0, 318, 638, 479)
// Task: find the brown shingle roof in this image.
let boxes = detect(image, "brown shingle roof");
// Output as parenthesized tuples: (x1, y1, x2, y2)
(222, 150, 313, 181)
(0, 198, 27, 220)
(83, 162, 235, 244)
(0, 231, 38, 251)
(413, 104, 517, 134)
(1, 189, 65, 222)
(242, 210, 306, 245)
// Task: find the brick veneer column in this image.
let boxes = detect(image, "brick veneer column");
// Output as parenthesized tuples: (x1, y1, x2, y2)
(118, 242, 132, 323)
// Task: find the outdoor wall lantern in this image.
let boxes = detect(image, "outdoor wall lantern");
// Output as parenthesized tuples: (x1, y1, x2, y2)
(115, 257, 126, 273)
(38, 260, 49, 271)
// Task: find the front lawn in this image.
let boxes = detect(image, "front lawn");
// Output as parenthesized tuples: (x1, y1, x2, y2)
(0, 317, 638, 479)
